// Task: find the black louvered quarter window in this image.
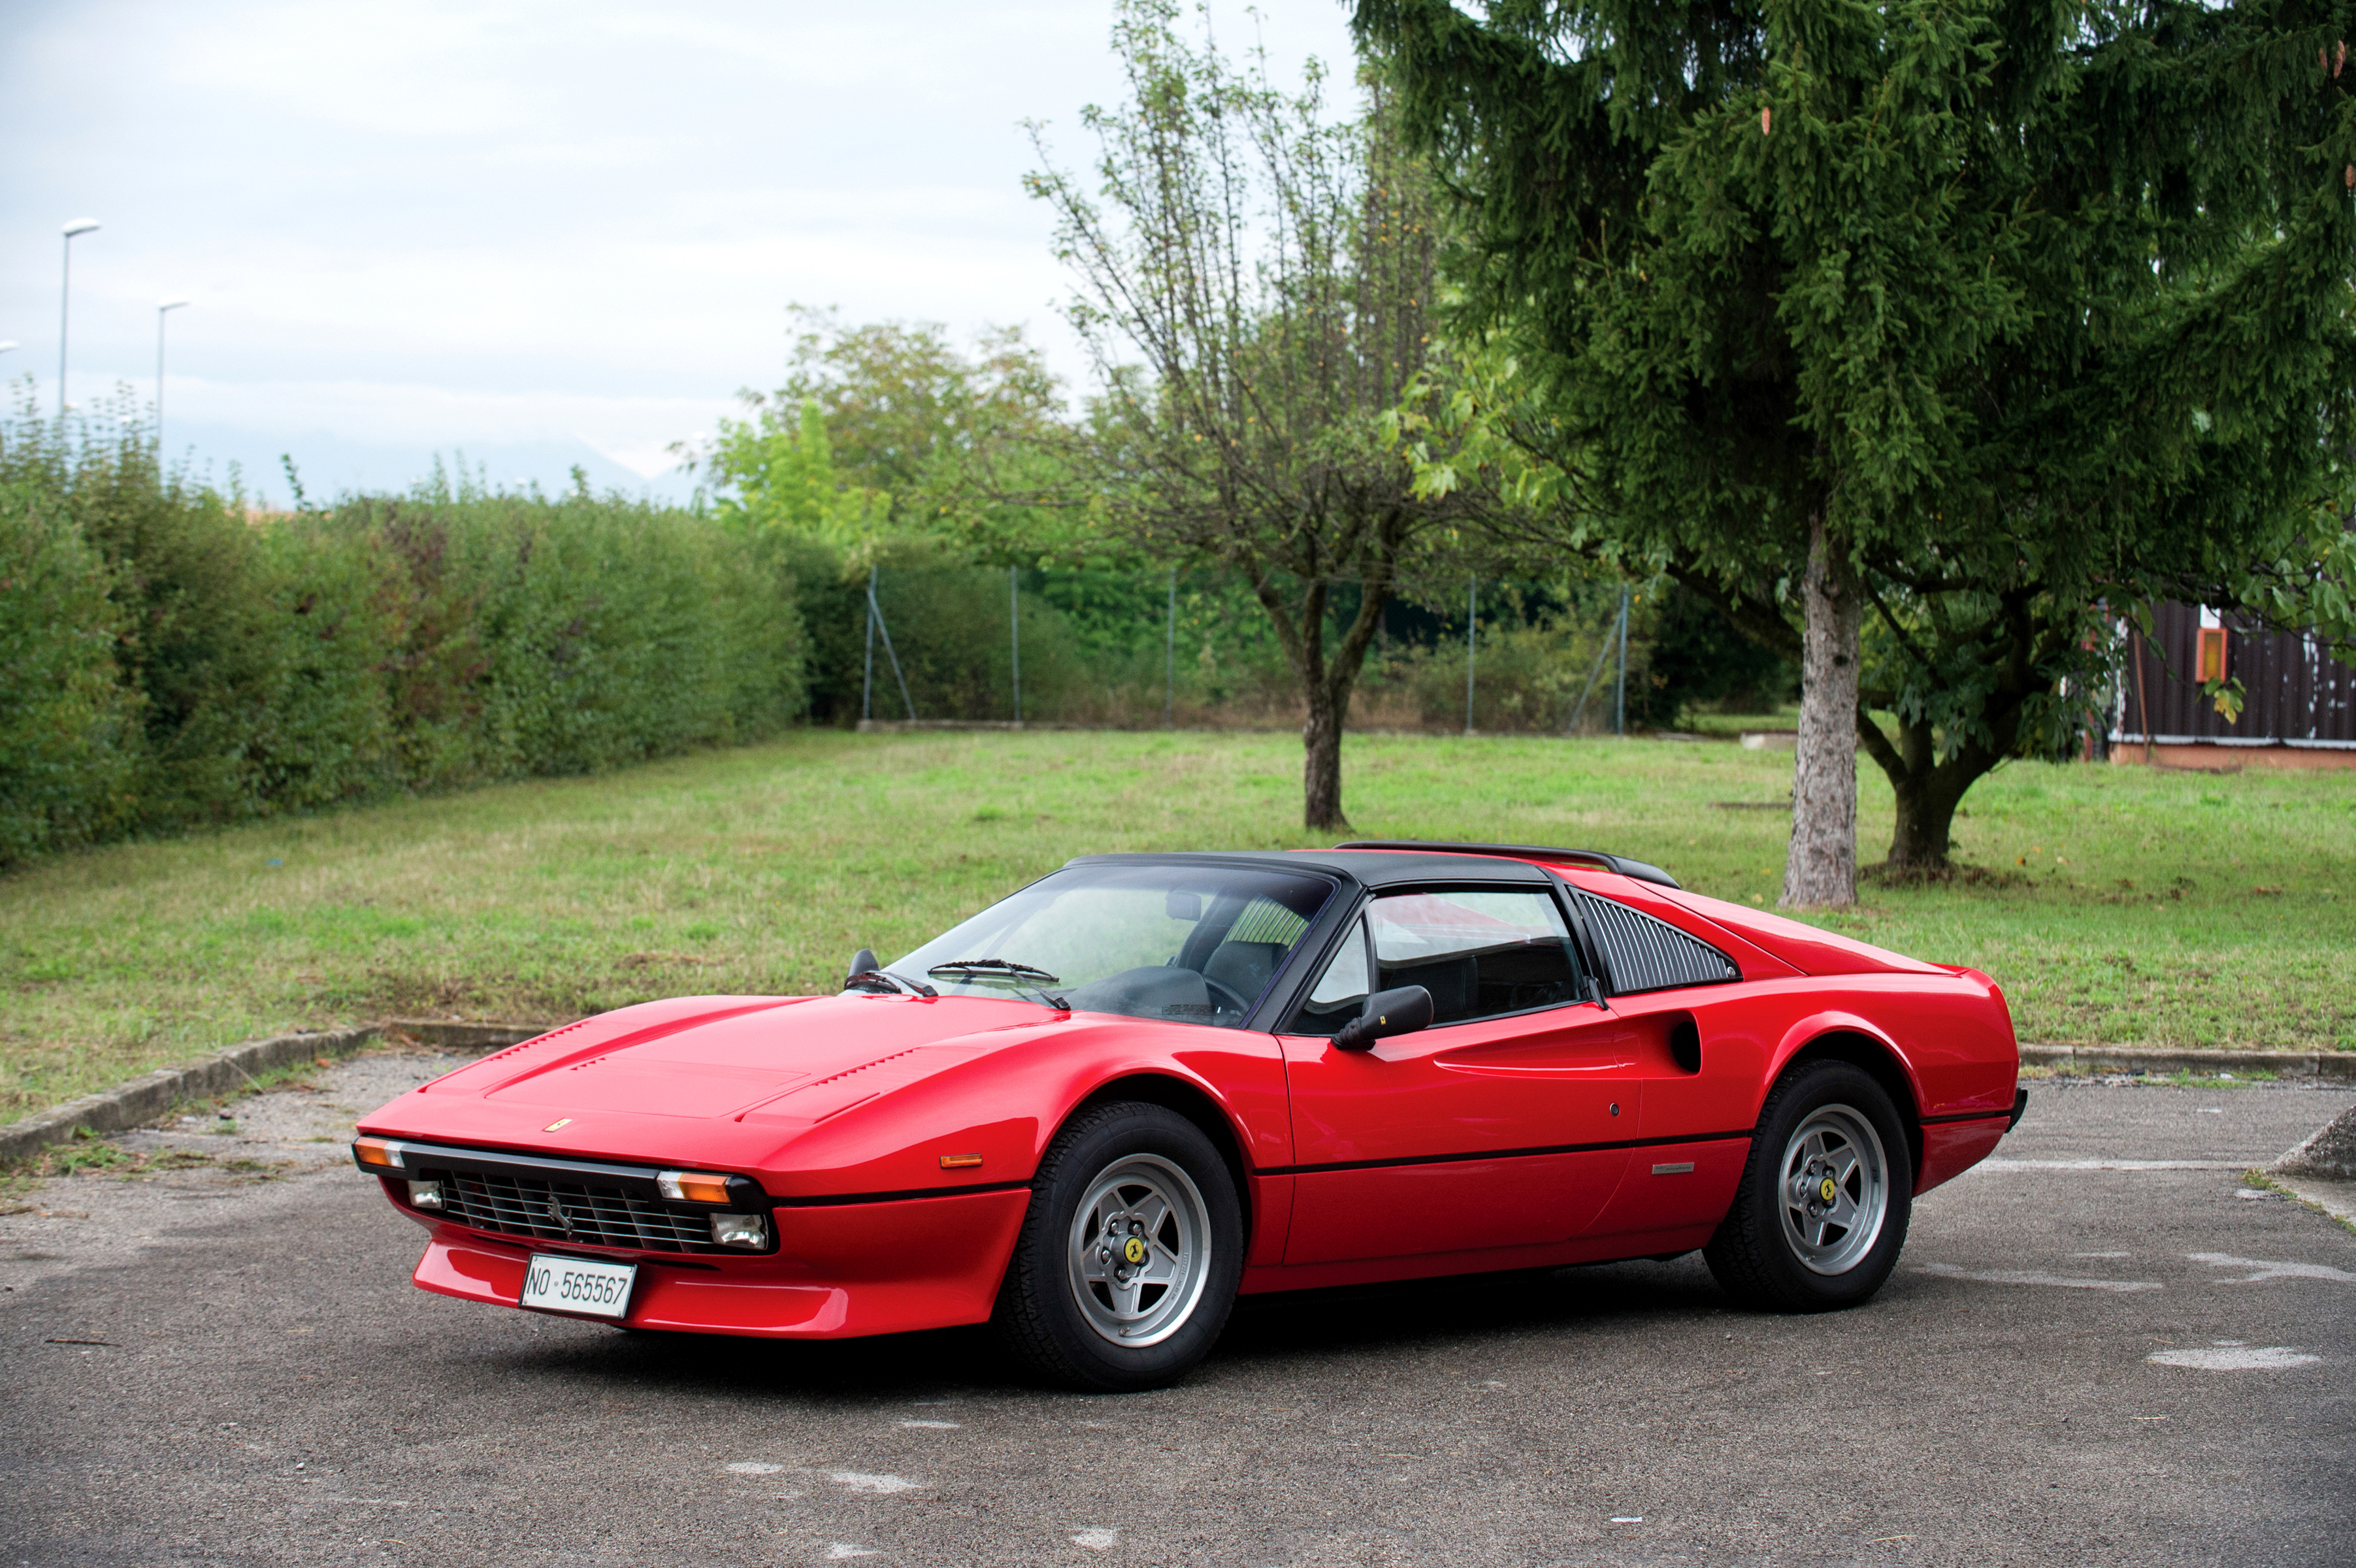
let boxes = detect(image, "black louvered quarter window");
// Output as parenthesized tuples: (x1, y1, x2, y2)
(1565, 888, 1742, 995)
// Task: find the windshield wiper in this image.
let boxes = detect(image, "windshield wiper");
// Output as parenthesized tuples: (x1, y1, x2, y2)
(926, 958, 1068, 1009)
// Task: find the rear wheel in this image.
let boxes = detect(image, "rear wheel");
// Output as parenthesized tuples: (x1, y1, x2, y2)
(992, 1102, 1241, 1392)
(1705, 1059, 1912, 1312)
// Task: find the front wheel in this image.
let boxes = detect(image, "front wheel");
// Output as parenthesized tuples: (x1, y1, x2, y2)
(1704, 1059, 1912, 1312)
(992, 1102, 1242, 1391)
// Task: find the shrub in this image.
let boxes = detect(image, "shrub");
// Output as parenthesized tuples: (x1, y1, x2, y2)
(0, 404, 809, 866)
(0, 469, 140, 860)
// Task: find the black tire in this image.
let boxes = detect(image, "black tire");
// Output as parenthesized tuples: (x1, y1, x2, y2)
(992, 1101, 1243, 1392)
(1704, 1058, 1912, 1313)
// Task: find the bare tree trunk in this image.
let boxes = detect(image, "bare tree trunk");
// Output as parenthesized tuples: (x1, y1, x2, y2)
(1784, 513, 1859, 907)
(1303, 683, 1349, 830)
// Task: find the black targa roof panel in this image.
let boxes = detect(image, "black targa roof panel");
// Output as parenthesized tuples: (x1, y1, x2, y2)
(1327, 840, 1681, 890)
(1064, 850, 1557, 889)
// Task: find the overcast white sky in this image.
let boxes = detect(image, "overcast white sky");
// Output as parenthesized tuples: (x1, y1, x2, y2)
(0, 1, 1359, 502)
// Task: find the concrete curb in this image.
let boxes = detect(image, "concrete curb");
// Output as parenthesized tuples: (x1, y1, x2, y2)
(2020, 1044, 2356, 1082)
(2268, 1175, 2356, 1233)
(0, 1017, 545, 1166)
(2273, 1103, 2356, 1181)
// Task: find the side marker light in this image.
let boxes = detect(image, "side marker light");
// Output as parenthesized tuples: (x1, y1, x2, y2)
(939, 1153, 984, 1169)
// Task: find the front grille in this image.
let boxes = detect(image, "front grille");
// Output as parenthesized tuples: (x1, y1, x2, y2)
(427, 1168, 725, 1254)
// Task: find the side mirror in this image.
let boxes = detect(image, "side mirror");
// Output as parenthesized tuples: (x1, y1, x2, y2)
(1333, 985, 1434, 1052)
(848, 947, 879, 980)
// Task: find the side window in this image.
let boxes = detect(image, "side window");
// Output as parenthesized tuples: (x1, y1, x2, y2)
(1367, 889, 1587, 1026)
(1283, 917, 1369, 1036)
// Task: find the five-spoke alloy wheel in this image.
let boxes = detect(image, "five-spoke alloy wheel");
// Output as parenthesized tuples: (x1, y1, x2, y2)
(1067, 1153, 1214, 1347)
(994, 1102, 1242, 1390)
(1705, 1059, 1912, 1312)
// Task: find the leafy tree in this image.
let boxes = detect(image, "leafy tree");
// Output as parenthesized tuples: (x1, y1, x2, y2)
(702, 395, 885, 553)
(1362, 0, 2356, 898)
(1027, 0, 1474, 828)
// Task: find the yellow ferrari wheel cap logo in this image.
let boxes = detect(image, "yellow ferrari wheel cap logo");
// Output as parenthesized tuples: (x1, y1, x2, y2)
(1818, 1177, 1838, 1204)
(544, 1118, 573, 1133)
(1122, 1236, 1148, 1265)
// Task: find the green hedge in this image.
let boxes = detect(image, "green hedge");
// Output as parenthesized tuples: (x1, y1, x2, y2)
(0, 413, 806, 866)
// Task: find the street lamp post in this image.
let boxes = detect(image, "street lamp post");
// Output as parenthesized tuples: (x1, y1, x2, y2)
(155, 299, 189, 448)
(58, 218, 101, 417)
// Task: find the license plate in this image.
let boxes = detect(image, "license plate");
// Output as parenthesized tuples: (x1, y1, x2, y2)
(519, 1254, 637, 1319)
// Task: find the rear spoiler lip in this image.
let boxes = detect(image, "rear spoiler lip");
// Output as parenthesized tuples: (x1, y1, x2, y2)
(1331, 840, 1682, 890)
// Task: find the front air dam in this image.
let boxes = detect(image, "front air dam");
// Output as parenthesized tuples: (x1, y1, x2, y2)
(411, 1184, 1032, 1339)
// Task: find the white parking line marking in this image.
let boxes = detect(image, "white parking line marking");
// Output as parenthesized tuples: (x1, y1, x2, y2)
(828, 1472, 922, 1494)
(1973, 1159, 2243, 1171)
(898, 1420, 960, 1429)
(2148, 1347, 2320, 1370)
(1915, 1262, 2161, 1292)
(825, 1545, 881, 1560)
(1072, 1527, 1120, 1549)
(727, 1462, 783, 1475)
(2188, 1253, 2356, 1284)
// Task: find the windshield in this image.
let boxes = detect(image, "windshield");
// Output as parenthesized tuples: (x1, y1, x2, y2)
(891, 862, 1337, 1028)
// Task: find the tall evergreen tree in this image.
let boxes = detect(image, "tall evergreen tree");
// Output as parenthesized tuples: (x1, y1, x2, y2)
(1361, 0, 2356, 899)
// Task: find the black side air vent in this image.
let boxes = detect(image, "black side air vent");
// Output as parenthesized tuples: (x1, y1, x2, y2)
(1566, 889, 1742, 995)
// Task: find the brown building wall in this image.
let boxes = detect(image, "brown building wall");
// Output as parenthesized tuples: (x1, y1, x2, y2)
(2113, 602, 2356, 767)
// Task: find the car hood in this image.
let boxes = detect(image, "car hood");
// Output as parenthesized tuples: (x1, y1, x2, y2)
(355, 991, 1075, 1179)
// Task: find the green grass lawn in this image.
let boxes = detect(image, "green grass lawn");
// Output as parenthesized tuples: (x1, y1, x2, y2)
(4, 728, 2350, 1122)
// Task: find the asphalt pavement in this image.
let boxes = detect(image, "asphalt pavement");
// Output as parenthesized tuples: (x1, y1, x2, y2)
(1, 1052, 2351, 1568)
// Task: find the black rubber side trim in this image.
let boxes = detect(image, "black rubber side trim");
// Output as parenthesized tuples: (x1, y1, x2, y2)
(1332, 840, 1682, 890)
(2008, 1088, 2029, 1132)
(1261, 1127, 1752, 1177)
(771, 1179, 1037, 1209)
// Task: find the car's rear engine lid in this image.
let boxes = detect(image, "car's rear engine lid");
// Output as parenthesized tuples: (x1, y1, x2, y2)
(1661, 886, 1946, 976)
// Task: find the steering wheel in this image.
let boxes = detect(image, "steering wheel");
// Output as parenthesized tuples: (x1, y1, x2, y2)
(1200, 974, 1252, 1016)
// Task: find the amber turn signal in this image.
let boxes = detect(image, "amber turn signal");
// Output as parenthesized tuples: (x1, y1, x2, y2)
(938, 1152, 984, 1169)
(656, 1169, 734, 1203)
(353, 1137, 403, 1170)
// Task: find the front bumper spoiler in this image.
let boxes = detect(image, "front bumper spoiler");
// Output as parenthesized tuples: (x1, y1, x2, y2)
(409, 1183, 1032, 1339)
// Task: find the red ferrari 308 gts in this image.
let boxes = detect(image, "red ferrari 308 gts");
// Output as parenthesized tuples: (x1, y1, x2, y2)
(353, 842, 2025, 1390)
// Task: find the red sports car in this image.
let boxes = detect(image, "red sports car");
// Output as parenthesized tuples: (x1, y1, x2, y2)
(353, 843, 2025, 1390)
